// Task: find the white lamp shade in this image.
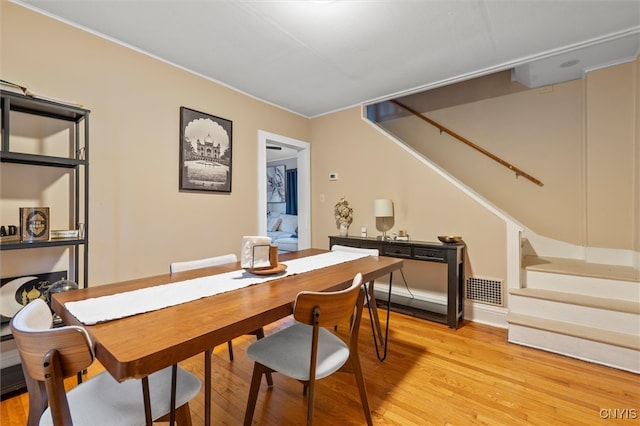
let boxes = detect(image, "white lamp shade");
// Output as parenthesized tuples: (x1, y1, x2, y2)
(374, 199, 394, 217)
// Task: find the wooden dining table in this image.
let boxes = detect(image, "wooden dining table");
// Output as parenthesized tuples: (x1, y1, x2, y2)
(51, 248, 404, 426)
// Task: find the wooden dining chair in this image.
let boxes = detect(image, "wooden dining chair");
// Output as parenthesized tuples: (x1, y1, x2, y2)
(243, 273, 373, 426)
(330, 245, 385, 346)
(10, 298, 201, 426)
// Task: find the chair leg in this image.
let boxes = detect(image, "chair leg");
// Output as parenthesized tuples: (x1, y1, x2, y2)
(306, 378, 316, 426)
(22, 367, 47, 426)
(142, 376, 152, 426)
(350, 355, 373, 426)
(157, 403, 192, 426)
(243, 363, 266, 426)
(204, 348, 212, 426)
(254, 328, 274, 386)
(170, 364, 178, 425)
(175, 403, 193, 426)
(227, 340, 234, 361)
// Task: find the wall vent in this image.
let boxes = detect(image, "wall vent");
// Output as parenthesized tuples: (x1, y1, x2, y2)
(466, 277, 504, 306)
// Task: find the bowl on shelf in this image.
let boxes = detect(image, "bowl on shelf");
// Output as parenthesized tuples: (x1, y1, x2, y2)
(437, 235, 462, 243)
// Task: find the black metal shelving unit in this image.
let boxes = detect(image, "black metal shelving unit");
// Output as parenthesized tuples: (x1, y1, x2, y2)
(0, 90, 90, 397)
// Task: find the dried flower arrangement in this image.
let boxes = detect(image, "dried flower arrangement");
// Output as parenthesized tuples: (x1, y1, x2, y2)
(334, 197, 353, 228)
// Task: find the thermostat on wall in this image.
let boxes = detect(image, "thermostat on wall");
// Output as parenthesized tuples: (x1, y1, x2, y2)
(329, 172, 338, 181)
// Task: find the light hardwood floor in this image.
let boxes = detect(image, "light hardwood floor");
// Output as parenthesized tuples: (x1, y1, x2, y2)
(2, 309, 638, 425)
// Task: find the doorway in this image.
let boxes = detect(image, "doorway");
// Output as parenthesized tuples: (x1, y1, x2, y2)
(257, 130, 310, 250)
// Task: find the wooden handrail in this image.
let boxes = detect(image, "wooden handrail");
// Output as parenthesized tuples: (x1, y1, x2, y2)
(390, 99, 544, 187)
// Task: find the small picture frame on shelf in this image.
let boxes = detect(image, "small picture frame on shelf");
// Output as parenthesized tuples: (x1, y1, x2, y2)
(20, 207, 50, 242)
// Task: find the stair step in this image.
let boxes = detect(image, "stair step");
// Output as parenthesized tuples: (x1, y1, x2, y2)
(509, 288, 639, 335)
(507, 312, 640, 350)
(508, 288, 640, 314)
(523, 255, 639, 282)
(524, 269, 639, 299)
(512, 255, 640, 373)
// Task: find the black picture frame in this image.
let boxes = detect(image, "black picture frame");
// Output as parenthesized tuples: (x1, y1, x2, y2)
(179, 107, 232, 193)
(0, 270, 67, 324)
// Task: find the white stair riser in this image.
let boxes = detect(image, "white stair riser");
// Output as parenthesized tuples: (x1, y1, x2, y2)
(508, 324, 640, 374)
(509, 295, 639, 335)
(525, 271, 639, 299)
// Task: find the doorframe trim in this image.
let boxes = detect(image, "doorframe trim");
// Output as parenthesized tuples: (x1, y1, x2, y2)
(257, 130, 311, 250)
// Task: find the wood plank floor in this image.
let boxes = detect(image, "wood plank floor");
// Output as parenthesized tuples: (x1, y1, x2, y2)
(2, 309, 638, 425)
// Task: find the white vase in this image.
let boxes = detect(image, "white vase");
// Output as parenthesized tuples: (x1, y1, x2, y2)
(339, 223, 349, 236)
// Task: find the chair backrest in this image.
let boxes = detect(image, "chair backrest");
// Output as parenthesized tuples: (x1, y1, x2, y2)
(10, 299, 94, 382)
(331, 244, 379, 257)
(293, 273, 365, 392)
(170, 253, 238, 273)
(11, 299, 95, 425)
(293, 273, 364, 329)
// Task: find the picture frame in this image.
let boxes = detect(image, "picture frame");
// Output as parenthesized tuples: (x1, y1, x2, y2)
(0, 270, 67, 326)
(266, 165, 286, 203)
(20, 207, 50, 242)
(179, 107, 232, 193)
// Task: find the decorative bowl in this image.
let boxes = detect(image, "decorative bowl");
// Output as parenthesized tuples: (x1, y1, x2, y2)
(438, 235, 462, 243)
(245, 263, 287, 275)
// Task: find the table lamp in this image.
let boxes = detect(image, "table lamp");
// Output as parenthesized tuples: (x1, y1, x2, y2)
(374, 199, 394, 240)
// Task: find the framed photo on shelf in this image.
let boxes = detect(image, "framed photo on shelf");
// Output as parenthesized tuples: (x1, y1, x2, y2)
(266, 165, 285, 203)
(0, 270, 67, 325)
(20, 207, 49, 242)
(179, 107, 233, 193)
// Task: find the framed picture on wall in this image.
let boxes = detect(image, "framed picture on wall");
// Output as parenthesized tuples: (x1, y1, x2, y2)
(179, 107, 233, 193)
(267, 165, 285, 203)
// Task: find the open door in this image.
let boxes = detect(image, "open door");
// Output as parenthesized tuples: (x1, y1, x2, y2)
(257, 131, 311, 251)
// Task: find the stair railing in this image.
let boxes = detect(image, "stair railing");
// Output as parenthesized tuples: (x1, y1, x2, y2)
(390, 99, 544, 187)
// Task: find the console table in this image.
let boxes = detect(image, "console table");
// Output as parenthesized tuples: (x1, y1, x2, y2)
(329, 236, 465, 329)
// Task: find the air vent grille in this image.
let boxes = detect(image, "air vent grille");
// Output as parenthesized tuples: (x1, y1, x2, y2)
(466, 277, 503, 306)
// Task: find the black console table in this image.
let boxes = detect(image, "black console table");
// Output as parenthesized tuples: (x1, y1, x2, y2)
(329, 236, 465, 329)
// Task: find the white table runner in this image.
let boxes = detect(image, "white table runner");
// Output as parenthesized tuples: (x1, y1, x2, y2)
(65, 251, 368, 325)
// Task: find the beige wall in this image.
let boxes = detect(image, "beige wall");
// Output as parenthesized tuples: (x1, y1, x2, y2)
(586, 61, 638, 251)
(310, 107, 508, 289)
(381, 59, 639, 254)
(1, 3, 527, 296)
(1, 3, 309, 284)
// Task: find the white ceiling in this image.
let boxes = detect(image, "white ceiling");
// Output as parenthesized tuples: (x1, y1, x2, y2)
(15, 0, 640, 117)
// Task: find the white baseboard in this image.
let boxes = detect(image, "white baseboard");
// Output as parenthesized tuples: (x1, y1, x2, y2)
(509, 324, 640, 373)
(373, 282, 508, 328)
(464, 300, 508, 328)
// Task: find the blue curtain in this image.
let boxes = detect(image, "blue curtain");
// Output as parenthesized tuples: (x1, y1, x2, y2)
(286, 168, 298, 215)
